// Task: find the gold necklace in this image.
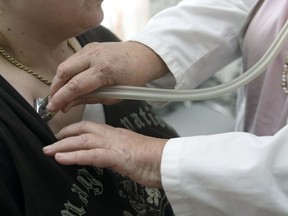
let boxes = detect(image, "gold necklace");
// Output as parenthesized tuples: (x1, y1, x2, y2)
(281, 55, 288, 94)
(0, 40, 77, 86)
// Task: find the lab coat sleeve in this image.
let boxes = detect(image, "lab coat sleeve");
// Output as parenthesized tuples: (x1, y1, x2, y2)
(161, 125, 288, 216)
(132, 0, 256, 90)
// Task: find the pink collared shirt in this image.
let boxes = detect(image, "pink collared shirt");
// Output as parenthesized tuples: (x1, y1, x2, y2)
(242, 0, 288, 135)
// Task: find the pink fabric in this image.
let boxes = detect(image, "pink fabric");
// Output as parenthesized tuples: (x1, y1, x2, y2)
(242, 0, 288, 135)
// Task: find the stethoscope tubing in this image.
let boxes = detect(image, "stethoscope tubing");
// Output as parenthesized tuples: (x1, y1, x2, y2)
(84, 21, 288, 102)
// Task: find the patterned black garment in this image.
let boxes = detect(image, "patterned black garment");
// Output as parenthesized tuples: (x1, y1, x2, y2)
(0, 26, 177, 216)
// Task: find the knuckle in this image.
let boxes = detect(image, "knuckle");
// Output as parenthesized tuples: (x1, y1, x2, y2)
(96, 68, 116, 86)
(74, 151, 85, 164)
(79, 134, 90, 148)
(98, 73, 115, 86)
(57, 64, 69, 80)
(85, 42, 98, 49)
(78, 121, 92, 131)
(67, 79, 80, 94)
(84, 43, 102, 56)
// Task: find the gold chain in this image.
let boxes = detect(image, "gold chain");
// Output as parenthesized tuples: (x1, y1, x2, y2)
(0, 40, 77, 86)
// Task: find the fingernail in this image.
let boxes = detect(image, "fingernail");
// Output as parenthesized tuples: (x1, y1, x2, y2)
(43, 146, 51, 153)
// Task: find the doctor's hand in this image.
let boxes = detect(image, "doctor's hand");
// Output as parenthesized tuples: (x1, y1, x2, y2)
(47, 41, 169, 113)
(43, 121, 167, 188)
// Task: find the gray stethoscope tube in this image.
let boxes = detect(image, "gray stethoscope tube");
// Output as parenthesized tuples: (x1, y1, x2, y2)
(84, 21, 288, 102)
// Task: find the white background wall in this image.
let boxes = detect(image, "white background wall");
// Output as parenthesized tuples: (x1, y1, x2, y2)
(101, 0, 182, 40)
(102, 0, 151, 40)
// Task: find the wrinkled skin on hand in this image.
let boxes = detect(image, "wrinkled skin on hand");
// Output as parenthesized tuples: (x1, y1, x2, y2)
(43, 121, 168, 188)
(47, 41, 169, 112)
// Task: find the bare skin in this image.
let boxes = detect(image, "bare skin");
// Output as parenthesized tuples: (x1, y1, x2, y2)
(43, 121, 168, 188)
(0, 0, 104, 134)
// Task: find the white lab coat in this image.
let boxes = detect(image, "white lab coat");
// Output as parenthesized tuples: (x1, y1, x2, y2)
(133, 0, 256, 90)
(132, 0, 288, 215)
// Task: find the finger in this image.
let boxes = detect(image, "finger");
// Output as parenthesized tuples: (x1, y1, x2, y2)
(48, 67, 94, 112)
(54, 149, 118, 168)
(50, 52, 91, 97)
(48, 65, 114, 112)
(55, 121, 114, 140)
(46, 68, 97, 112)
(43, 133, 105, 156)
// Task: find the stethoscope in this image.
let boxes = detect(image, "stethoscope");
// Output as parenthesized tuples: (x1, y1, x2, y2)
(36, 21, 288, 121)
(85, 21, 288, 102)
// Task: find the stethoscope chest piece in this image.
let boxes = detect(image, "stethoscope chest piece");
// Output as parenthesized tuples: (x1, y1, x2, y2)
(34, 97, 55, 122)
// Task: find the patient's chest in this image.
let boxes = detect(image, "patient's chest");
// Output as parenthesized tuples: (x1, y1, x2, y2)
(0, 65, 85, 134)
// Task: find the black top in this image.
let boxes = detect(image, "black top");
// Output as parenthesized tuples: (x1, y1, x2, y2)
(0, 26, 177, 216)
